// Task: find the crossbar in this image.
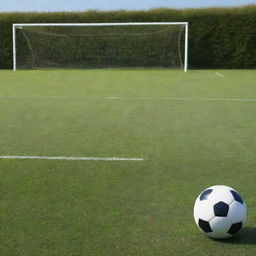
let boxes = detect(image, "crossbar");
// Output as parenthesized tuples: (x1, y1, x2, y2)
(13, 22, 188, 27)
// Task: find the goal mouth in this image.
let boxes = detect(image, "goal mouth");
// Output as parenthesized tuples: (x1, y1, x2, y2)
(13, 22, 188, 71)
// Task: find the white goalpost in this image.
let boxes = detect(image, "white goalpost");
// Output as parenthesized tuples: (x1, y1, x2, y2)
(12, 22, 188, 71)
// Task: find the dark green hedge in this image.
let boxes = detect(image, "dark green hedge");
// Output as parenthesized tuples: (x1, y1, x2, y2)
(0, 5, 255, 69)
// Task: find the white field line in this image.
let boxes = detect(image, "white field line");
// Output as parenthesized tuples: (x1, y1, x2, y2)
(0, 155, 144, 161)
(0, 95, 256, 102)
(215, 72, 224, 77)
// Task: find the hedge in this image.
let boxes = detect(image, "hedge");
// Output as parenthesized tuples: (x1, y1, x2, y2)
(0, 5, 255, 69)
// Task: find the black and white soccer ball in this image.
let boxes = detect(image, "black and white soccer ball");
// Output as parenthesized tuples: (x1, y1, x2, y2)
(193, 185, 247, 239)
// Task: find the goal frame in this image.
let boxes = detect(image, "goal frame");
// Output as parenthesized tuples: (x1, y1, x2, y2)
(12, 22, 188, 71)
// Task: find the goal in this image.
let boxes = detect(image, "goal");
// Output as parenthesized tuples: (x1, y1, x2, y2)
(12, 22, 188, 71)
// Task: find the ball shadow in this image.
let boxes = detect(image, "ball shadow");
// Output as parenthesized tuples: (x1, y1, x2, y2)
(216, 227, 256, 245)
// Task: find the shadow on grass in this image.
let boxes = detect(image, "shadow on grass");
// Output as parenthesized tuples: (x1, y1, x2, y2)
(216, 227, 256, 245)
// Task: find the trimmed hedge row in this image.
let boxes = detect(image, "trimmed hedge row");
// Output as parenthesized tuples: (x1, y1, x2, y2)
(0, 6, 256, 69)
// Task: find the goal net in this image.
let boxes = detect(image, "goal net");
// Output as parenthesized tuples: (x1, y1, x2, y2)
(13, 23, 188, 71)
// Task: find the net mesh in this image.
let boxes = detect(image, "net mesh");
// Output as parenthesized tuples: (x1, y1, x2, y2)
(15, 25, 185, 69)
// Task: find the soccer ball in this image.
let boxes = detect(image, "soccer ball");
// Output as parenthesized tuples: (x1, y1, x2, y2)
(193, 185, 247, 239)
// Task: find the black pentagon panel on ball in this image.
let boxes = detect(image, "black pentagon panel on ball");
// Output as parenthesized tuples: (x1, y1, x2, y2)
(228, 222, 243, 235)
(230, 190, 244, 204)
(213, 201, 229, 217)
(199, 189, 213, 201)
(198, 219, 213, 233)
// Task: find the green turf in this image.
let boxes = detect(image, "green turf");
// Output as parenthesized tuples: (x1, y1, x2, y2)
(1, 69, 256, 256)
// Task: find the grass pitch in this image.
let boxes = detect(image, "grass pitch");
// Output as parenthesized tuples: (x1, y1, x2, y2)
(1, 69, 256, 255)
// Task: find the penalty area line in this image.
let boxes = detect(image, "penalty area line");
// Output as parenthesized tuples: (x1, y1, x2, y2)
(215, 72, 224, 78)
(1, 95, 256, 102)
(0, 155, 144, 161)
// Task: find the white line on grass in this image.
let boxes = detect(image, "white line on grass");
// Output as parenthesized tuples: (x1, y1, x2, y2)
(0, 155, 144, 161)
(215, 72, 224, 78)
(0, 95, 256, 102)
